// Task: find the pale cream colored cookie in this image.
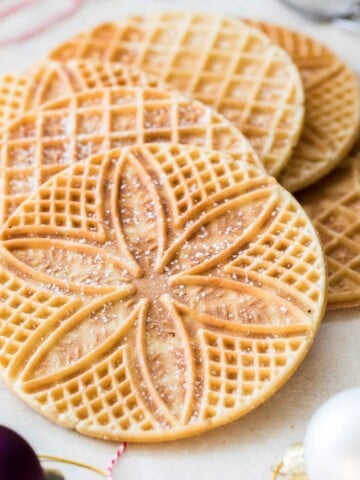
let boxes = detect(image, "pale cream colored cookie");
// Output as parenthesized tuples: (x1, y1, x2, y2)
(48, 13, 305, 176)
(0, 144, 326, 441)
(0, 85, 261, 222)
(0, 60, 159, 129)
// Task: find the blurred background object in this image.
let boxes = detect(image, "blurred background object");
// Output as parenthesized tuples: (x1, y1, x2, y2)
(280, 0, 360, 32)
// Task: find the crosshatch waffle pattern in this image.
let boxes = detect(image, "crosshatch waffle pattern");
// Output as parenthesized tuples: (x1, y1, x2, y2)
(0, 73, 29, 129)
(0, 265, 80, 372)
(299, 151, 360, 309)
(245, 19, 360, 192)
(0, 60, 161, 129)
(0, 85, 261, 223)
(0, 144, 326, 442)
(49, 12, 305, 176)
(197, 329, 306, 420)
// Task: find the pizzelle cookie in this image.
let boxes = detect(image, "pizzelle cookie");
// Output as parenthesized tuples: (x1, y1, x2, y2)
(48, 12, 305, 176)
(0, 85, 261, 223)
(0, 144, 326, 441)
(0, 60, 159, 130)
(245, 19, 360, 192)
(299, 149, 360, 310)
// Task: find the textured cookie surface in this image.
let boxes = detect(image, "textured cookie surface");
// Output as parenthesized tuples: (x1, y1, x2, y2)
(49, 13, 305, 176)
(0, 60, 159, 130)
(0, 144, 326, 442)
(0, 85, 260, 223)
(299, 149, 360, 309)
(246, 19, 360, 192)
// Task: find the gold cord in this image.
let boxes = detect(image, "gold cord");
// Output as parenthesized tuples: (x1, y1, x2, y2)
(40, 452, 285, 478)
(39, 454, 106, 476)
(272, 461, 284, 479)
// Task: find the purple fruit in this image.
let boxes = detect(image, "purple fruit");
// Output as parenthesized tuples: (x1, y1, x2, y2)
(0, 425, 44, 480)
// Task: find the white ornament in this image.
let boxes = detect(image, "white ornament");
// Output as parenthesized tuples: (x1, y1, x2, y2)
(304, 388, 360, 480)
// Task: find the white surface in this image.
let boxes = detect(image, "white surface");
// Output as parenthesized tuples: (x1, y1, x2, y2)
(0, 1, 359, 479)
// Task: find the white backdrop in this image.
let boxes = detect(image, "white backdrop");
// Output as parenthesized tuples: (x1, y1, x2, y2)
(0, 1, 359, 479)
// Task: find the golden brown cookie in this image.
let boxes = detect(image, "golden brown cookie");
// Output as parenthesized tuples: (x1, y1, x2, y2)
(0, 85, 260, 223)
(245, 19, 360, 192)
(0, 60, 159, 129)
(49, 13, 305, 176)
(0, 144, 326, 441)
(299, 147, 360, 309)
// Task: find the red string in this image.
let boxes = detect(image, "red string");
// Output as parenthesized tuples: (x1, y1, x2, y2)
(0, 0, 85, 46)
(106, 443, 128, 480)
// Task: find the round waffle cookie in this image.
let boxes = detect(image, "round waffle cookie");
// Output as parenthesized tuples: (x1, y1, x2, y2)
(0, 144, 326, 441)
(299, 149, 360, 310)
(48, 12, 305, 176)
(0, 85, 261, 224)
(0, 60, 159, 130)
(245, 19, 360, 192)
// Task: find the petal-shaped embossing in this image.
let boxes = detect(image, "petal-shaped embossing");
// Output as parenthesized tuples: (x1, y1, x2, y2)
(28, 303, 162, 436)
(22, 297, 196, 435)
(162, 178, 277, 276)
(135, 295, 195, 425)
(111, 149, 167, 275)
(0, 150, 143, 290)
(2, 239, 135, 295)
(170, 276, 311, 329)
(0, 144, 326, 442)
(21, 290, 139, 386)
(155, 297, 310, 426)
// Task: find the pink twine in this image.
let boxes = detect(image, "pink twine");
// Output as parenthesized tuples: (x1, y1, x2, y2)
(106, 443, 128, 480)
(0, 0, 39, 20)
(0, 0, 85, 46)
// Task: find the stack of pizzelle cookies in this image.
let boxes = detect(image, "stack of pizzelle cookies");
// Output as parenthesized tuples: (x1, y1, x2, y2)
(0, 12, 358, 443)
